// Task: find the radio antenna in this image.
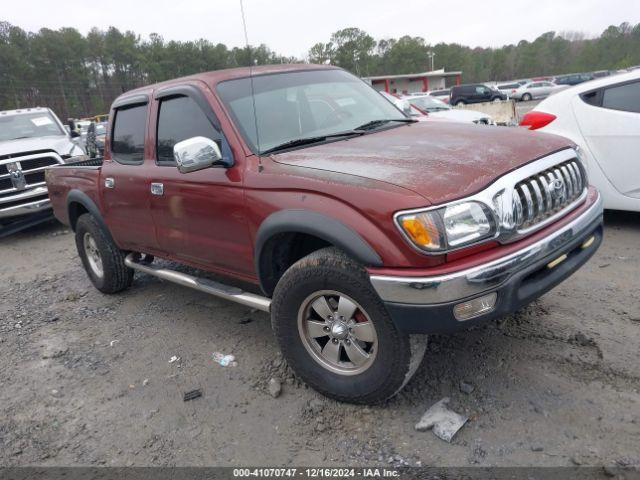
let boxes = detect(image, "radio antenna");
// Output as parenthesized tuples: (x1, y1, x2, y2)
(239, 0, 262, 168)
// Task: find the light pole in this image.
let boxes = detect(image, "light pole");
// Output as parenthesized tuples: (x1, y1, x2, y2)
(427, 51, 435, 71)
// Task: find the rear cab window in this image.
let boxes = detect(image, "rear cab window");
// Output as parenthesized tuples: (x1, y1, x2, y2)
(111, 104, 147, 165)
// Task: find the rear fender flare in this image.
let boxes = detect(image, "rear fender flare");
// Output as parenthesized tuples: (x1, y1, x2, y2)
(66, 189, 115, 244)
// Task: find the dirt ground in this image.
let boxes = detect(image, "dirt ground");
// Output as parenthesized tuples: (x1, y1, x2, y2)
(1, 211, 639, 468)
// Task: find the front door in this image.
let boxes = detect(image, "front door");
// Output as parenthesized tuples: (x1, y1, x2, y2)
(148, 89, 254, 277)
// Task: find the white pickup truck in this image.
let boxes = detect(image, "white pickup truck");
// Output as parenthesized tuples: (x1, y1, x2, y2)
(0, 107, 88, 235)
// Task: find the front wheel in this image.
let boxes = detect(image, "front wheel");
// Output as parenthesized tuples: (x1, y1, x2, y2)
(271, 247, 426, 404)
(522, 93, 532, 101)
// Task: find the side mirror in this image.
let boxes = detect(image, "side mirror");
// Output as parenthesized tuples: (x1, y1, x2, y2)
(399, 100, 412, 116)
(173, 136, 224, 173)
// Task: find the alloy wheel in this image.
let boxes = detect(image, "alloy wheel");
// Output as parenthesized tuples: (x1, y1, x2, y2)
(297, 290, 378, 376)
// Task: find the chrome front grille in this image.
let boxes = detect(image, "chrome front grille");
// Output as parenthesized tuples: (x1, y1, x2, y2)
(0, 152, 61, 198)
(513, 159, 586, 231)
(0, 151, 63, 218)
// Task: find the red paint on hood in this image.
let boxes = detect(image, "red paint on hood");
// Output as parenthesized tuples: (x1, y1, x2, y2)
(272, 121, 573, 205)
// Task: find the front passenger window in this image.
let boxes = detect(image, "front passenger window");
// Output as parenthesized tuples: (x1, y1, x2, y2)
(156, 95, 224, 164)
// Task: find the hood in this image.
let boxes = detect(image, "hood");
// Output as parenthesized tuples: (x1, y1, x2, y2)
(431, 109, 489, 123)
(0, 135, 83, 158)
(272, 121, 573, 205)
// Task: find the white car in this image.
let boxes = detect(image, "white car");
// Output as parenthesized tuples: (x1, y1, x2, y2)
(379, 91, 429, 121)
(511, 81, 566, 101)
(426, 89, 450, 103)
(520, 70, 640, 211)
(496, 82, 521, 99)
(404, 95, 493, 124)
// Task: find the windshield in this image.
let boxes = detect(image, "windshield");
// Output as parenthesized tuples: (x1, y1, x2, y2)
(408, 96, 451, 112)
(0, 111, 65, 142)
(217, 69, 407, 154)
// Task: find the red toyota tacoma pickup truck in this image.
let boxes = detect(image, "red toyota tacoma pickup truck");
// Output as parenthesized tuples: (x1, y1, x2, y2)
(45, 64, 603, 404)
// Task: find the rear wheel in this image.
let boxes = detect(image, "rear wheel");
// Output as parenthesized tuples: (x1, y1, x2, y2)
(455, 100, 466, 106)
(75, 214, 133, 294)
(271, 247, 426, 404)
(522, 93, 532, 102)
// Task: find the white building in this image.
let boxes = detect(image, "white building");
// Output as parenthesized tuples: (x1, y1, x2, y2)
(363, 69, 462, 94)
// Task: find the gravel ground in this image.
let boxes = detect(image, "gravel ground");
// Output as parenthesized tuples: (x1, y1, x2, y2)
(1, 212, 639, 468)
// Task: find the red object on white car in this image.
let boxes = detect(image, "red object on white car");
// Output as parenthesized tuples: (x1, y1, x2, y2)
(520, 70, 640, 211)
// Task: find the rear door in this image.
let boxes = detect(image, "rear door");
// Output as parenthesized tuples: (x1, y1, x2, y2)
(101, 97, 159, 253)
(528, 83, 542, 98)
(473, 85, 491, 103)
(147, 83, 254, 276)
(539, 82, 554, 97)
(573, 79, 640, 198)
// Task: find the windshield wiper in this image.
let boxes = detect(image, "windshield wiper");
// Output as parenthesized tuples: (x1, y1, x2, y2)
(260, 118, 416, 155)
(354, 118, 417, 131)
(260, 130, 366, 155)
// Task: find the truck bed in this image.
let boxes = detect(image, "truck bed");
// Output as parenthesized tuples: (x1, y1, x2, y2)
(45, 162, 103, 227)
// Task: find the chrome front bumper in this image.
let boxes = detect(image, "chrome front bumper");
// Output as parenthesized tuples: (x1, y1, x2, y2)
(0, 186, 52, 219)
(370, 192, 603, 305)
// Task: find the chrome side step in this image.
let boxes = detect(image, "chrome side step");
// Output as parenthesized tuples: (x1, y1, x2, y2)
(124, 253, 271, 313)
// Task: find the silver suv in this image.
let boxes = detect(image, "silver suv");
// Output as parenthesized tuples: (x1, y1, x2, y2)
(0, 107, 87, 230)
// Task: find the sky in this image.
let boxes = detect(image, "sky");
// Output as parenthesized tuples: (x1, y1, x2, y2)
(3, 0, 639, 58)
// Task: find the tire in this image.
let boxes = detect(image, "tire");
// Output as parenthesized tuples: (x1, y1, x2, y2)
(522, 93, 532, 102)
(455, 100, 465, 106)
(491, 97, 501, 103)
(271, 247, 426, 404)
(75, 213, 133, 294)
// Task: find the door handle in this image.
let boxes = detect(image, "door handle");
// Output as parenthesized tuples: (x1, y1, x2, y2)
(150, 182, 164, 196)
(104, 177, 115, 189)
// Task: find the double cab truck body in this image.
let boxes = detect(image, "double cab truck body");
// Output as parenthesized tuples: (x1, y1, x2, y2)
(45, 65, 603, 403)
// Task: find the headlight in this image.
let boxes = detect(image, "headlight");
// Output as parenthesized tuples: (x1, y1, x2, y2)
(396, 201, 496, 252)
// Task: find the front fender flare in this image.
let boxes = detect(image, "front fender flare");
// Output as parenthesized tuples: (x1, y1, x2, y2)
(255, 209, 382, 292)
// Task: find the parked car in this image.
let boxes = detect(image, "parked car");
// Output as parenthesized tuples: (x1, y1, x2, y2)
(404, 95, 493, 124)
(0, 107, 87, 234)
(46, 64, 603, 404)
(511, 81, 566, 101)
(379, 91, 428, 121)
(520, 70, 640, 212)
(85, 121, 108, 158)
(427, 89, 450, 103)
(497, 82, 521, 98)
(554, 73, 593, 86)
(449, 84, 507, 106)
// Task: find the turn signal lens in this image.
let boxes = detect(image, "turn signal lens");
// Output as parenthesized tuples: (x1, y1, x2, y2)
(453, 292, 497, 321)
(399, 212, 444, 251)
